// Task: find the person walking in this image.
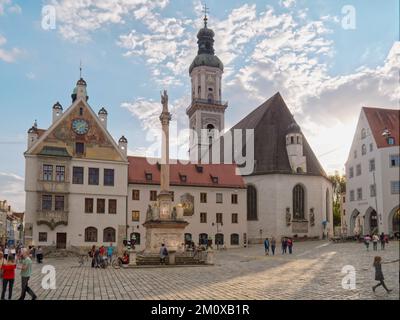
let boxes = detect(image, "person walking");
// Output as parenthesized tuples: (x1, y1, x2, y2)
(270, 237, 276, 256)
(159, 244, 168, 265)
(90, 245, 96, 268)
(18, 249, 37, 300)
(4, 246, 9, 260)
(107, 243, 114, 264)
(281, 237, 288, 254)
(10, 246, 16, 260)
(372, 234, 379, 251)
(372, 256, 393, 294)
(36, 247, 43, 264)
(379, 233, 385, 250)
(264, 238, 270, 256)
(1, 255, 16, 300)
(364, 235, 371, 251)
(287, 238, 294, 254)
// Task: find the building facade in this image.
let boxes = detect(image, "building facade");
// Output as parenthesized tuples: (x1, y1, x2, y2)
(345, 107, 400, 236)
(24, 79, 129, 252)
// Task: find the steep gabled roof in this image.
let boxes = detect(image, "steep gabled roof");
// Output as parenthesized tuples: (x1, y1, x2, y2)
(363, 107, 399, 148)
(128, 156, 246, 189)
(232, 92, 327, 177)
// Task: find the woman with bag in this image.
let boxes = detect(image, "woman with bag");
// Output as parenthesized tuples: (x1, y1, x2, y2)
(1, 255, 16, 300)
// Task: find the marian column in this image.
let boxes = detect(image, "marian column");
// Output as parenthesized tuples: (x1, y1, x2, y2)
(160, 90, 171, 193)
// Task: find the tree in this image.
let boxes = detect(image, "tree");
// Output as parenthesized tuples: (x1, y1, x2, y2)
(329, 172, 346, 227)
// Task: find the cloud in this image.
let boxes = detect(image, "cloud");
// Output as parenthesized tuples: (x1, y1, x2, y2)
(0, 33, 22, 63)
(0, 0, 21, 15)
(0, 172, 25, 212)
(48, 0, 169, 42)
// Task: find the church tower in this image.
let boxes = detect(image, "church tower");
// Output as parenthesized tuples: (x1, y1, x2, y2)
(187, 8, 227, 163)
(286, 122, 307, 173)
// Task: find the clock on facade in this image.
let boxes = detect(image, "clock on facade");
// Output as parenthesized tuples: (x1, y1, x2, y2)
(72, 119, 89, 135)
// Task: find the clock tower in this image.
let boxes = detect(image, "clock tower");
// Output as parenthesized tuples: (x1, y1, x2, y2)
(187, 10, 227, 163)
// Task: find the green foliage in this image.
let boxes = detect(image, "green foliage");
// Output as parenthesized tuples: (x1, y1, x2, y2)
(329, 171, 346, 227)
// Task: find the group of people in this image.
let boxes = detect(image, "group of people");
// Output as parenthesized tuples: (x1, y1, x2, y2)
(363, 232, 389, 251)
(0, 248, 37, 300)
(264, 237, 293, 255)
(89, 244, 114, 268)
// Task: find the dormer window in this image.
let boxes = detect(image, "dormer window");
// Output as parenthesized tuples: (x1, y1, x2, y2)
(179, 174, 187, 183)
(76, 142, 84, 155)
(387, 137, 395, 145)
(145, 173, 153, 181)
(211, 175, 219, 184)
(195, 165, 203, 173)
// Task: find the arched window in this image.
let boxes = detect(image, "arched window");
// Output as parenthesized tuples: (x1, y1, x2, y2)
(185, 233, 192, 244)
(361, 128, 366, 139)
(85, 227, 97, 242)
(296, 167, 303, 173)
(207, 93, 214, 102)
(130, 232, 141, 245)
(198, 86, 201, 96)
(103, 227, 116, 243)
(293, 184, 305, 220)
(247, 185, 258, 221)
(326, 189, 330, 222)
(230, 234, 239, 245)
(215, 233, 224, 245)
(361, 144, 367, 155)
(199, 233, 208, 245)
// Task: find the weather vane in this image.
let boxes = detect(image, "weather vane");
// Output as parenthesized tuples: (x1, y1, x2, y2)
(80, 60, 82, 79)
(203, 3, 209, 27)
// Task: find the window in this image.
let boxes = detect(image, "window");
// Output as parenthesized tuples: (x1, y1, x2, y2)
(132, 190, 140, 201)
(79, 107, 83, 116)
(357, 188, 362, 200)
(370, 184, 376, 197)
(85, 227, 97, 242)
(369, 159, 375, 172)
(97, 199, 105, 214)
(42, 195, 52, 211)
(215, 233, 224, 245)
(390, 155, 400, 167)
(199, 233, 208, 245)
(354, 150, 357, 159)
(211, 176, 219, 184)
(350, 190, 355, 202)
(89, 168, 99, 185)
(200, 193, 207, 203)
(130, 232, 141, 245)
(104, 169, 115, 186)
(180, 174, 187, 183)
(43, 165, 53, 181)
(343, 209, 346, 216)
(370, 143, 373, 152)
(356, 164, 362, 176)
(293, 184, 305, 219)
(55, 166, 65, 182)
(216, 193, 223, 204)
(108, 199, 117, 214)
(145, 173, 153, 181)
(184, 233, 192, 244)
(361, 128, 366, 139)
(361, 144, 367, 155)
(247, 185, 258, 221)
(72, 167, 84, 184)
(85, 198, 94, 213)
(391, 181, 400, 194)
(216, 213, 223, 224)
(132, 211, 140, 222)
(230, 234, 239, 245)
(170, 191, 174, 202)
(38, 232, 47, 242)
(76, 142, 84, 155)
(387, 137, 395, 145)
(103, 227, 116, 242)
(232, 213, 238, 224)
(150, 191, 157, 201)
(349, 167, 354, 178)
(55, 196, 64, 211)
(231, 194, 238, 204)
(200, 212, 207, 223)
(291, 136, 294, 144)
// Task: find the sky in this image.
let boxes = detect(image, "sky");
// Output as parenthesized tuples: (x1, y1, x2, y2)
(0, 0, 398, 211)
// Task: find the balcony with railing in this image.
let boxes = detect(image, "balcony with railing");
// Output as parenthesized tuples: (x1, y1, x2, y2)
(186, 98, 228, 114)
(37, 210, 69, 230)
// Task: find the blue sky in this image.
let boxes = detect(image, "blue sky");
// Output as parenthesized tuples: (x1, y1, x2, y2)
(0, 0, 398, 211)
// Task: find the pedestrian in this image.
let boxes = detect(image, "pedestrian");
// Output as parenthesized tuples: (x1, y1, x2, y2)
(264, 238, 270, 256)
(287, 238, 293, 254)
(89, 245, 96, 268)
(107, 243, 114, 264)
(36, 247, 43, 264)
(372, 234, 379, 251)
(281, 237, 287, 254)
(4, 246, 9, 260)
(1, 255, 16, 300)
(364, 235, 371, 251)
(18, 248, 37, 300)
(94, 247, 101, 268)
(160, 244, 168, 265)
(379, 232, 385, 250)
(372, 256, 392, 294)
(271, 237, 276, 256)
(10, 246, 16, 260)
(31, 246, 37, 260)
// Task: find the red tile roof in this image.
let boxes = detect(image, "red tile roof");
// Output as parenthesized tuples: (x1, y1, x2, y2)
(128, 156, 246, 189)
(363, 107, 399, 148)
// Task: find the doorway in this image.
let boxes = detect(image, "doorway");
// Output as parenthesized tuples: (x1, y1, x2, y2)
(56, 233, 67, 249)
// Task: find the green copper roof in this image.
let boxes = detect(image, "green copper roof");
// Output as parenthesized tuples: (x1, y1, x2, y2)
(39, 146, 71, 158)
(189, 54, 224, 74)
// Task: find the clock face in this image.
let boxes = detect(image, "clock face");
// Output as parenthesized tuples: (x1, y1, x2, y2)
(72, 119, 89, 135)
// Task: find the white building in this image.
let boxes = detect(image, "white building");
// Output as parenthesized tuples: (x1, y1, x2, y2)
(345, 107, 400, 236)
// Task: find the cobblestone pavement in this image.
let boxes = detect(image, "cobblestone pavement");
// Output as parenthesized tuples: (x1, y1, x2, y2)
(5, 240, 399, 300)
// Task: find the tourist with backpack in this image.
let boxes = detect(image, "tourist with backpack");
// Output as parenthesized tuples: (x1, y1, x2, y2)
(160, 244, 168, 265)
